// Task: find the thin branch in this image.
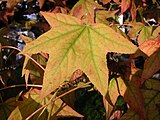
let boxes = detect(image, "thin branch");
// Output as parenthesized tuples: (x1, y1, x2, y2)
(0, 84, 42, 91)
(25, 82, 91, 120)
(1, 46, 45, 71)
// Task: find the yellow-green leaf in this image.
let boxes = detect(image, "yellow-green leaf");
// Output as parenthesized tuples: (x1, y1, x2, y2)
(70, 0, 103, 24)
(107, 77, 127, 106)
(20, 13, 137, 101)
(8, 89, 83, 119)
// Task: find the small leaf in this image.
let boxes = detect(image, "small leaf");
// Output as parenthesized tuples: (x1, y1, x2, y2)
(107, 77, 127, 106)
(96, 9, 119, 25)
(38, 0, 45, 9)
(139, 35, 160, 56)
(70, 0, 103, 24)
(20, 13, 137, 101)
(130, 0, 136, 22)
(128, 23, 159, 45)
(121, 0, 131, 14)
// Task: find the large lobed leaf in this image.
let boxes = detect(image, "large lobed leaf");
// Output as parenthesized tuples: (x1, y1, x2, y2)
(20, 12, 137, 101)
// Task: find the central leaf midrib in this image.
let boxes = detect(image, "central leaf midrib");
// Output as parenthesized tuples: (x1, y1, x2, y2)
(24, 27, 83, 53)
(87, 27, 104, 89)
(49, 25, 87, 79)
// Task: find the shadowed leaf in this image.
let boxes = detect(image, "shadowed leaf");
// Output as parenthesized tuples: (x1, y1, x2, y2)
(141, 49, 160, 83)
(107, 77, 127, 106)
(0, 97, 18, 120)
(120, 79, 160, 120)
(124, 71, 146, 119)
(8, 89, 83, 119)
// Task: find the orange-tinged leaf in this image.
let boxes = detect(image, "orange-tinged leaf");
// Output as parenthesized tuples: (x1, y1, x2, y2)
(139, 35, 160, 56)
(20, 13, 137, 101)
(130, 0, 136, 22)
(70, 0, 103, 24)
(141, 49, 160, 83)
(120, 79, 160, 120)
(38, 0, 45, 9)
(99, 0, 111, 4)
(6, 0, 22, 8)
(124, 72, 146, 119)
(121, 0, 131, 14)
(40, 11, 81, 28)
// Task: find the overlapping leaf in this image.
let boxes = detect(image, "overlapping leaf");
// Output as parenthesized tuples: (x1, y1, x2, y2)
(120, 79, 160, 120)
(141, 48, 160, 83)
(139, 35, 160, 56)
(70, 0, 103, 24)
(107, 77, 127, 106)
(96, 9, 119, 25)
(20, 13, 137, 101)
(123, 71, 146, 119)
(128, 23, 160, 45)
(8, 89, 83, 119)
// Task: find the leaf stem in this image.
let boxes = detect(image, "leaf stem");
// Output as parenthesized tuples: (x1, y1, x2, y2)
(1, 46, 45, 71)
(0, 84, 42, 91)
(26, 82, 91, 120)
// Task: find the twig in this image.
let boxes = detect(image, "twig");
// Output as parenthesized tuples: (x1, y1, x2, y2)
(25, 82, 91, 120)
(1, 46, 45, 71)
(0, 84, 42, 91)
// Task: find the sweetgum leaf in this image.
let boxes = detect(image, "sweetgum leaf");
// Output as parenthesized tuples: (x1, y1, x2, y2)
(123, 71, 146, 119)
(121, 0, 131, 14)
(107, 77, 127, 106)
(20, 13, 137, 101)
(141, 49, 160, 82)
(70, 0, 103, 24)
(96, 9, 119, 25)
(8, 89, 83, 119)
(128, 23, 159, 45)
(120, 79, 160, 120)
(139, 35, 160, 56)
